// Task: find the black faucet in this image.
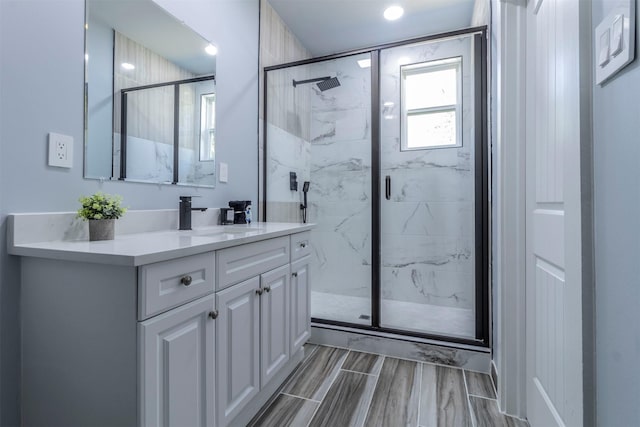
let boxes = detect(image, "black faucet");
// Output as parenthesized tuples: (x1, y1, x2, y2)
(179, 196, 208, 230)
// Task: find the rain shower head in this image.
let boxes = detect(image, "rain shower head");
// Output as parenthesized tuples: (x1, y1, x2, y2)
(316, 77, 341, 91)
(292, 76, 341, 92)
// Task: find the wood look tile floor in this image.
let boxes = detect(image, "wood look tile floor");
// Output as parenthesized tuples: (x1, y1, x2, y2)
(249, 345, 529, 427)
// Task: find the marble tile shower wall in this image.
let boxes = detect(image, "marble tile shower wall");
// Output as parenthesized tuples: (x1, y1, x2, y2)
(265, 65, 313, 222)
(260, 0, 311, 221)
(307, 55, 373, 299)
(379, 37, 476, 310)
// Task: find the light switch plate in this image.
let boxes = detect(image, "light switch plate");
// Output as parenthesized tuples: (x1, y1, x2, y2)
(595, 0, 636, 85)
(48, 132, 73, 168)
(219, 162, 228, 183)
(598, 28, 611, 67)
(611, 14, 624, 56)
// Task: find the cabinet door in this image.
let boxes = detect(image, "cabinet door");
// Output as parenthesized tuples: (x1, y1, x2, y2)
(290, 256, 311, 355)
(216, 276, 260, 427)
(139, 295, 215, 427)
(260, 264, 290, 386)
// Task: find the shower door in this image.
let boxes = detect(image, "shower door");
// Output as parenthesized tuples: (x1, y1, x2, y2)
(264, 53, 374, 325)
(263, 29, 488, 345)
(378, 34, 485, 340)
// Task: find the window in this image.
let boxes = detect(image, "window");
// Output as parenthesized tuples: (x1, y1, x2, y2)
(401, 57, 462, 150)
(199, 93, 216, 161)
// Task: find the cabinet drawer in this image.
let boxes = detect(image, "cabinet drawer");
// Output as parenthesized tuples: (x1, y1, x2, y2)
(290, 231, 311, 261)
(217, 236, 289, 291)
(138, 252, 215, 320)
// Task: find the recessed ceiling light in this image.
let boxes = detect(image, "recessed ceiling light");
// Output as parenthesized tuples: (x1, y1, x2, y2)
(205, 44, 218, 56)
(357, 58, 371, 68)
(121, 62, 135, 70)
(384, 5, 404, 21)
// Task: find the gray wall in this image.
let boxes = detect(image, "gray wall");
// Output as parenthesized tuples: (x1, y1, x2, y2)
(592, 1, 640, 425)
(0, 0, 259, 424)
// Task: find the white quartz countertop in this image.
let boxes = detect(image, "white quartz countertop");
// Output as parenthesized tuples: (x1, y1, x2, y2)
(8, 222, 314, 266)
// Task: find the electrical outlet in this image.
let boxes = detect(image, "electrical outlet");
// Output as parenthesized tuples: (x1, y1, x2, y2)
(48, 133, 73, 168)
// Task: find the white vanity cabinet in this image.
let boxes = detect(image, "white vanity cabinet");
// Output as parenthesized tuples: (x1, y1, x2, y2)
(140, 295, 216, 427)
(215, 242, 292, 426)
(15, 222, 313, 427)
(138, 252, 217, 427)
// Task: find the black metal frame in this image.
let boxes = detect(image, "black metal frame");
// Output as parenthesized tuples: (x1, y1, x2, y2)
(118, 75, 215, 182)
(371, 50, 381, 327)
(262, 26, 489, 348)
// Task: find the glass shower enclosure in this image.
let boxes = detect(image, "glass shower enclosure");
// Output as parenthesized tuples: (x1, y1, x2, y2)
(263, 28, 488, 346)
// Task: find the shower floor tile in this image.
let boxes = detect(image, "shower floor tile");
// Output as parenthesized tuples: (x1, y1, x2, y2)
(311, 291, 475, 338)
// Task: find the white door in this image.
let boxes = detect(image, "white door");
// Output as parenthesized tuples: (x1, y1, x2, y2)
(525, 0, 584, 425)
(139, 295, 215, 427)
(260, 264, 291, 386)
(216, 276, 261, 427)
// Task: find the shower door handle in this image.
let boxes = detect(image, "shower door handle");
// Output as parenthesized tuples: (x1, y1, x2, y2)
(385, 175, 391, 200)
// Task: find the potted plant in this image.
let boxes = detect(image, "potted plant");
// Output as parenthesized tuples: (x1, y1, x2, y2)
(77, 192, 127, 241)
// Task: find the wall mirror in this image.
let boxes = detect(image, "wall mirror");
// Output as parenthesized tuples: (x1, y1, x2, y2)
(84, 0, 217, 187)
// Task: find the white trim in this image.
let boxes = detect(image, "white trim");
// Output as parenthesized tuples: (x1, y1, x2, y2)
(492, 0, 528, 419)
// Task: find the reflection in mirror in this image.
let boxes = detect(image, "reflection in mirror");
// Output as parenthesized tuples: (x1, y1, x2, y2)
(85, 0, 217, 187)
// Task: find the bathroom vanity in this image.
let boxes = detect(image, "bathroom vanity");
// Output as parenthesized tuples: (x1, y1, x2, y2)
(8, 214, 313, 427)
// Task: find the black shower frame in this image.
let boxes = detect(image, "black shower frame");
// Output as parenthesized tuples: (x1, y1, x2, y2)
(262, 26, 489, 348)
(118, 75, 215, 183)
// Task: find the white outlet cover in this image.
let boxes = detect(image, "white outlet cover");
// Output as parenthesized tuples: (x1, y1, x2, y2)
(595, 0, 635, 85)
(48, 132, 73, 168)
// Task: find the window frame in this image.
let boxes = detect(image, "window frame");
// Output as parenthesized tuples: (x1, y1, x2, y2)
(400, 56, 463, 151)
(199, 92, 216, 162)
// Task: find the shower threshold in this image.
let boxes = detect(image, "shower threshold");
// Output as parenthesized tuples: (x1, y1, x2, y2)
(309, 322, 491, 372)
(311, 291, 475, 339)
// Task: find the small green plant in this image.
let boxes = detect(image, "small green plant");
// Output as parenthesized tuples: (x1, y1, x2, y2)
(77, 192, 127, 220)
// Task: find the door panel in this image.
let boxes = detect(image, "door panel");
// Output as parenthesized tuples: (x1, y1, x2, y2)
(260, 264, 290, 386)
(378, 34, 479, 339)
(265, 53, 373, 326)
(526, 0, 583, 425)
(216, 276, 260, 426)
(139, 295, 215, 427)
(291, 256, 312, 354)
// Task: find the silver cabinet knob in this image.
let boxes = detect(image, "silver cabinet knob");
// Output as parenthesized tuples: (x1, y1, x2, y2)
(256, 288, 263, 295)
(181, 275, 193, 286)
(208, 310, 219, 320)
(300, 243, 307, 248)
(264, 286, 271, 293)
(292, 272, 298, 278)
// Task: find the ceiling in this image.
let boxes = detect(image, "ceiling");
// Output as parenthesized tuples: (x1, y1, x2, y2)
(268, 0, 478, 57)
(88, 0, 215, 75)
